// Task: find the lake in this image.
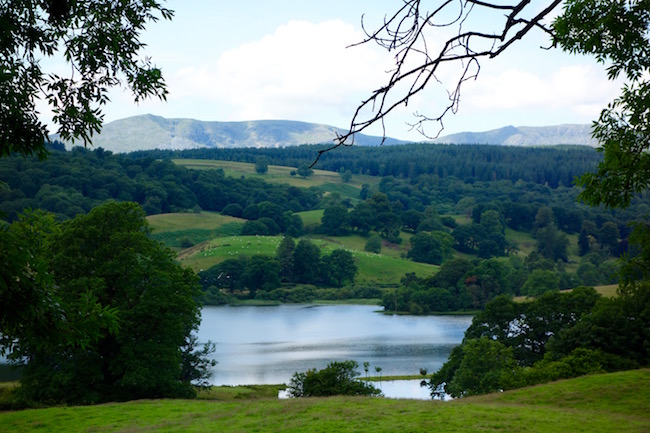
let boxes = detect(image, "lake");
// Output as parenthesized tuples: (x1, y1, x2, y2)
(197, 304, 472, 398)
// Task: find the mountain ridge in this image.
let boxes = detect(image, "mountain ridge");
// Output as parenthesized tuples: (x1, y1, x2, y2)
(57, 115, 597, 152)
(432, 124, 597, 146)
(61, 114, 408, 153)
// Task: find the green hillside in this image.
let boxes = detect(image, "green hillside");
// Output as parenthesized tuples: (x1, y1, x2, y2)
(173, 234, 436, 285)
(3, 369, 648, 432)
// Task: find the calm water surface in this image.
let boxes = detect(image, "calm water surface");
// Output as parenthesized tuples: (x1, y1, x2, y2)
(198, 304, 472, 396)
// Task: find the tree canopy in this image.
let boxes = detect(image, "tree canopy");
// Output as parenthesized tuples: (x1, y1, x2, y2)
(1, 0, 172, 158)
(2, 202, 212, 405)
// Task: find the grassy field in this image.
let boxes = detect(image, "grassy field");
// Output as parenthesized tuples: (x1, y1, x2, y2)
(173, 159, 379, 192)
(2, 369, 648, 432)
(147, 212, 245, 249)
(175, 234, 436, 284)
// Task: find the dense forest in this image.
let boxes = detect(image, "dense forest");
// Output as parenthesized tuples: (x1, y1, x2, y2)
(2, 143, 649, 313)
(132, 143, 603, 188)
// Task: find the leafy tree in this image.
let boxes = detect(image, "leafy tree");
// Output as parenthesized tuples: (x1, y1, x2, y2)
(276, 236, 296, 283)
(6, 202, 210, 404)
(255, 157, 269, 174)
(431, 337, 519, 398)
(292, 239, 321, 284)
(349, 202, 375, 234)
(407, 232, 444, 265)
(296, 164, 313, 178)
(560, 1, 650, 211)
(241, 219, 272, 236)
(322, 249, 358, 287)
(1, 0, 172, 158)
(320, 205, 349, 236)
(364, 235, 383, 254)
(429, 258, 473, 290)
(244, 255, 281, 297)
(599, 221, 620, 254)
(287, 360, 381, 397)
(339, 169, 352, 183)
(520, 269, 560, 297)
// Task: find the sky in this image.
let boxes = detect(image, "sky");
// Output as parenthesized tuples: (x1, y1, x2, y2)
(43, 0, 623, 142)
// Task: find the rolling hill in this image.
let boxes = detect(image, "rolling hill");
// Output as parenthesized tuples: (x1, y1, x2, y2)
(432, 124, 597, 146)
(56, 114, 597, 153)
(59, 114, 409, 152)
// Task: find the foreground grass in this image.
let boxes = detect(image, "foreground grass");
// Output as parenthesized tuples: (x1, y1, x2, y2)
(3, 370, 648, 432)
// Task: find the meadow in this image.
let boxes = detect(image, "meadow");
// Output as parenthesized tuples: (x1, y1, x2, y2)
(2, 369, 648, 432)
(170, 232, 437, 285)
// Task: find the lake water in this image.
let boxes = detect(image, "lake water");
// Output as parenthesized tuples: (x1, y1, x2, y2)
(197, 304, 472, 398)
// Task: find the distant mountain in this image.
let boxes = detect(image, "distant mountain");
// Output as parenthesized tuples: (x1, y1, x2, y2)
(432, 124, 597, 146)
(59, 114, 409, 152)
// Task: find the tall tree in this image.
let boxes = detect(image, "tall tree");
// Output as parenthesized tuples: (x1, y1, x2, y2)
(1, 1, 172, 158)
(292, 239, 321, 284)
(6, 202, 209, 404)
(322, 249, 358, 287)
(276, 236, 296, 283)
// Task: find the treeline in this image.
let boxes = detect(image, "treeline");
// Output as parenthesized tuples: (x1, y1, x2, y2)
(199, 237, 362, 304)
(134, 142, 603, 188)
(430, 285, 650, 397)
(0, 147, 320, 232)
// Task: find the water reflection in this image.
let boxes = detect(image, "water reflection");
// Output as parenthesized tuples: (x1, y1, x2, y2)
(197, 304, 472, 397)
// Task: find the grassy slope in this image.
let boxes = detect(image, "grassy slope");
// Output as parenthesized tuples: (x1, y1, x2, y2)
(3, 369, 648, 432)
(175, 234, 436, 284)
(173, 159, 378, 191)
(147, 212, 244, 250)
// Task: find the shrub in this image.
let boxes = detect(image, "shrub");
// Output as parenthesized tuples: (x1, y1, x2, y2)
(364, 235, 382, 254)
(288, 360, 382, 398)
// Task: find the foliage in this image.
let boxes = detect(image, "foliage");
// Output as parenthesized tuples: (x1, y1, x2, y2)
(407, 231, 453, 265)
(2, 202, 212, 405)
(287, 360, 382, 398)
(364, 235, 382, 254)
(430, 285, 650, 398)
(254, 157, 269, 174)
(1, 0, 172, 158)
(432, 337, 519, 398)
(321, 249, 358, 287)
(320, 205, 349, 236)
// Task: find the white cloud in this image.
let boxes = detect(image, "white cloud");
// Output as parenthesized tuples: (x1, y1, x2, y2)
(462, 64, 620, 119)
(165, 20, 392, 125)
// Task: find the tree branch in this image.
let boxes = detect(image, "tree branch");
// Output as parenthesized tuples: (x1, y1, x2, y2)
(333, 0, 563, 148)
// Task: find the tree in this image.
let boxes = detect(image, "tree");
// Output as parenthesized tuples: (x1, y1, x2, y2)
(431, 337, 519, 398)
(6, 202, 211, 404)
(276, 236, 296, 283)
(1, 1, 172, 159)
(243, 255, 281, 297)
(296, 164, 314, 178)
(320, 205, 349, 236)
(364, 235, 383, 254)
(255, 157, 269, 174)
(559, 1, 650, 211)
(292, 239, 321, 284)
(407, 232, 444, 265)
(287, 360, 381, 397)
(322, 249, 358, 287)
(520, 269, 560, 297)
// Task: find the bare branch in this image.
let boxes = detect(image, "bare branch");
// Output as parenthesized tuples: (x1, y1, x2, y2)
(335, 0, 563, 148)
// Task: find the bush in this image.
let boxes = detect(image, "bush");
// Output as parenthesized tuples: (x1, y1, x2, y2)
(287, 360, 382, 397)
(364, 235, 382, 254)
